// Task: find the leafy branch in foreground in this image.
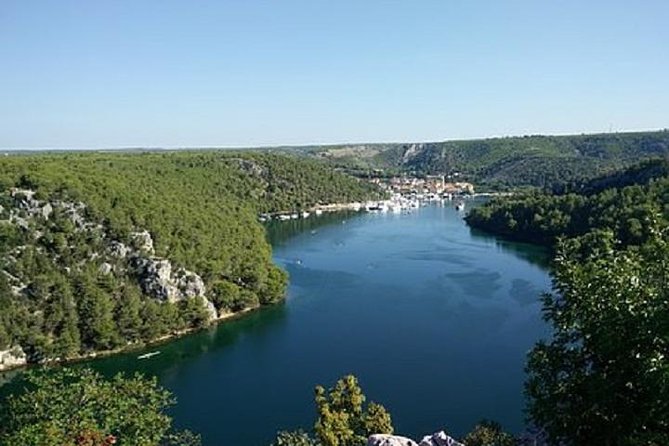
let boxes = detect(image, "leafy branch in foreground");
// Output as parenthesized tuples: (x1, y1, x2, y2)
(526, 225, 669, 445)
(0, 367, 200, 446)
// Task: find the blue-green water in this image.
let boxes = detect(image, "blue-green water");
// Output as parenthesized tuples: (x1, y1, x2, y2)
(3, 203, 552, 445)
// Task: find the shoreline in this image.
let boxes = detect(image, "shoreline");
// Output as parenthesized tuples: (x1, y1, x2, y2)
(0, 305, 267, 374)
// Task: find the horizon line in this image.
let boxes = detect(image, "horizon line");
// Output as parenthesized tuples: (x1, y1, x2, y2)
(2, 127, 667, 152)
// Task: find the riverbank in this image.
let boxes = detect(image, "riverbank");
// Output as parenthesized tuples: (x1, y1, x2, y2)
(0, 305, 266, 373)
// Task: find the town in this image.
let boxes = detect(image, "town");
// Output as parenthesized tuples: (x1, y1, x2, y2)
(260, 175, 477, 222)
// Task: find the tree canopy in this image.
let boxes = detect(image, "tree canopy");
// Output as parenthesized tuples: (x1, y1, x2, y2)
(0, 367, 200, 446)
(0, 151, 380, 365)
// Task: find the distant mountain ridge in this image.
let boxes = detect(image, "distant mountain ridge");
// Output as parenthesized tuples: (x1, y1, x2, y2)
(282, 130, 669, 189)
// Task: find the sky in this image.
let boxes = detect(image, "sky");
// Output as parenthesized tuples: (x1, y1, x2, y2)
(0, 0, 667, 149)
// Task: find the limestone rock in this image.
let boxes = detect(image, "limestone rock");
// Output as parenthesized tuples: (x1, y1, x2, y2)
(131, 230, 155, 254)
(108, 241, 130, 258)
(368, 431, 464, 446)
(99, 262, 113, 275)
(0, 346, 28, 370)
(200, 295, 218, 320)
(133, 257, 209, 311)
(418, 431, 464, 446)
(41, 202, 53, 219)
(368, 434, 419, 446)
(176, 269, 206, 298)
(134, 257, 178, 301)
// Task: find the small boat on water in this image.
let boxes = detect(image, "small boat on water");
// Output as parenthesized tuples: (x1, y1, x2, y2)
(138, 351, 161, 360)
(455, 201, 465, 211)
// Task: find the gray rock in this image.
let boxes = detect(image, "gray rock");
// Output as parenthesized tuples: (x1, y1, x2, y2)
(134, 257, 208, 306)
(131, 230, 154, 254)
(41, 202, 53, 219)
(108, 241, 130, 258)
(176, 269, 206, 298)
(368, 434, 419, 446)
(418, 431, 464, 446)
(0, 346, 27, 370)
(99, 262, 113, 275)
(200, 295, 218, 320)
(135, 257, 178, 301)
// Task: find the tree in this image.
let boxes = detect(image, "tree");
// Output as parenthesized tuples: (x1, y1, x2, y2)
(271, 430, 321, 446)
(115, 285, 144, 343)
(314, 375, 393, 446)
(0, 367, 200, 446)
(271, 375, 393, 446)
(526, 226, 669, 445)
(76, 274, 121, 351)
(462, 420, 515, 446)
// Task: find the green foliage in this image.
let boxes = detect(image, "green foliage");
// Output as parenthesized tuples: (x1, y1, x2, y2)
(467, 159, 669, 443)
(0, 151, 379, 364)
(0, 367, 200, 446)
(466, 159, 669, 247)
(271, 430, 322, 446)
(525, 227, 669, 445)
(271, 375, 393, 446)
(462, 420, 515, 446)
(304, 131, 669, 189)
(314, 375, 393, 446)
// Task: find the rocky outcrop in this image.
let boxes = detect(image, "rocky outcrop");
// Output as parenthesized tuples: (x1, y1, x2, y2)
(368, 434, 418, 446)
(131, 230, 155, 254)
(368, 432, 464, 446)
(132, 257, 208, 302)
(0, 346, 28, 369)
(0, 189, 220, 369)
(2, 189, 219, 320)
(418, 431, 464, 446)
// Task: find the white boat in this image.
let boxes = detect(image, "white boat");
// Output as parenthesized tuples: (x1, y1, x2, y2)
(278, 214, 291, 221)
(290, 213, 299, 219)
(455, 201, 465, 211)
(138, 351, 161, 360)
(315, 209, 323, 216)
(301, 211, 310, 218)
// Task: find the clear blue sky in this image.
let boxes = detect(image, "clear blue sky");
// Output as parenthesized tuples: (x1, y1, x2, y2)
(1, 1, 667, 149)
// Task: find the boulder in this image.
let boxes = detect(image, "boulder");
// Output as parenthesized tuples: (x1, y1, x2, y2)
(0, 346, 27, 370)
(418, 431, 464, 446)
(368, 434, 419, 446)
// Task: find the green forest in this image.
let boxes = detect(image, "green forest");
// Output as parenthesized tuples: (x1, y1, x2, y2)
(465, 158, 669, 246)
(466, 159, 669, 445)
(0, 151, 381, 366)
(294, 130, 669, 190)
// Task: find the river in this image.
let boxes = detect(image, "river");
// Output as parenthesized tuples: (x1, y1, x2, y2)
(2, 202, 552, 445)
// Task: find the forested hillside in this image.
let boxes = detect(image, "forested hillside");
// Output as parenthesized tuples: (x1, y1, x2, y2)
(465, 159, 669, 445)
(465, 158, 669, 246)
(0, 151, 380, 368)
(296, 130, 669, 189)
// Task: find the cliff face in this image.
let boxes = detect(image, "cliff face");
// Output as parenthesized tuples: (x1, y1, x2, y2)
(0, 188, 220, 370)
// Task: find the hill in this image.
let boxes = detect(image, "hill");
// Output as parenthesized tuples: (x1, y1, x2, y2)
(291, 130, 669, 189)
(0, 151, 380, 369)
(465, 158, 669, 246)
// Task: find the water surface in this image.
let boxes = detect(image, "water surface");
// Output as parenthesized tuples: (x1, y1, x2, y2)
(4, 203, 551, 445)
